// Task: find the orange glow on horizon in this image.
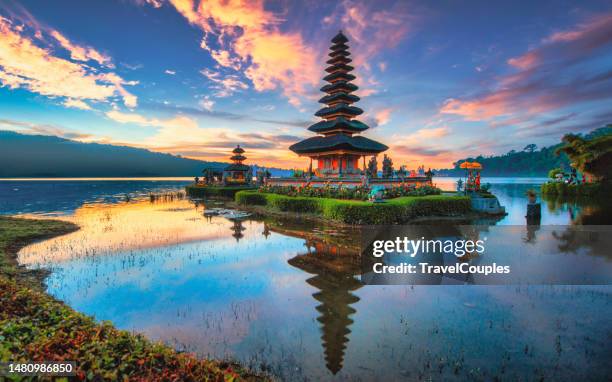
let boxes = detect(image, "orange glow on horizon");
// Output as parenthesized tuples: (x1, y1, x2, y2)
(18, 198, 239, 265)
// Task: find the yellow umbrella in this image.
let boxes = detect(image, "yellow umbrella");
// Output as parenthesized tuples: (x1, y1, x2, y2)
(459, 161, 482, 169)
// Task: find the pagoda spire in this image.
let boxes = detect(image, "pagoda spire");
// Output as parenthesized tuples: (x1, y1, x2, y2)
(230, 145, 246, 164)
(313, 31, 365, 134)
(289, 31, 387, 158)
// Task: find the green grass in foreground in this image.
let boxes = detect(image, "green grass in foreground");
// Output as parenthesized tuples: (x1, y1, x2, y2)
(0, 216, 262, 381)
(236, 191, 471, 224)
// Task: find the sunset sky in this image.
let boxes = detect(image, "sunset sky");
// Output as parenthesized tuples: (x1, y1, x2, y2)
(1, 0, 611, 169)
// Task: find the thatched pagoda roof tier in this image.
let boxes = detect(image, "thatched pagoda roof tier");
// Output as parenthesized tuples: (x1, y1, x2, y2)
(320, 81, 358, 94)
(315, 104, 363, 118)
(307, 117, 369, 133)
(326, 56, 352, 65)
(230, 154, 246, 161)
(331, 43, 349, 51)
(318, 92, 359, 105)
(325, 63, 354, 73)
(232, 145, 245, 154)
(323, 72, 356, 83)
(331, 31, 348, 44)
(225, 163, 250, 171)
(290, 134, 388, 154)
(328, 50, 349, 58)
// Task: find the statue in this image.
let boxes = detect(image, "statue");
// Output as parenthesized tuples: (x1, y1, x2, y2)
(425, 168, 434, 179)
(397, 165, 407, 179)
(369, 186, 385, 202)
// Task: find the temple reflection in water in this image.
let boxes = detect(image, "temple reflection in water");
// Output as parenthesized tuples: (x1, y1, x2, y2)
(288, 239, 363, 375)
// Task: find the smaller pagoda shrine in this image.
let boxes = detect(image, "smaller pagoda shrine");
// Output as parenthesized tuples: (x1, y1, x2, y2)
(223, 145, 251, 185)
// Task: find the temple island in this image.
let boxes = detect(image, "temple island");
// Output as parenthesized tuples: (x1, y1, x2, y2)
(267, 31, 432, 189)
(191, 32, 506, 224)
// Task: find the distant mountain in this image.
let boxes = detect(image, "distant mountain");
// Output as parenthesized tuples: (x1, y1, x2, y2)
(435, 125, 611, 177)
(0, 131, 289, 178)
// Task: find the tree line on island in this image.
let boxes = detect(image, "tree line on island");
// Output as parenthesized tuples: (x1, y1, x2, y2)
(435, 125, 611, 177)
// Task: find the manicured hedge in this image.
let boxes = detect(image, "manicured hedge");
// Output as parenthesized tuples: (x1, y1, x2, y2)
(235, 191, 471, 224)
(185, 185, 256, 198)
(541, 182, 605, 197)
(235, 191, 267, 205)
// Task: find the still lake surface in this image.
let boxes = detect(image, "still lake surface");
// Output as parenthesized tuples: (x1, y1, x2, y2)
(2, 177, 610, 380)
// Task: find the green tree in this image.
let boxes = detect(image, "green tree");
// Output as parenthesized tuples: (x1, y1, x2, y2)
(555, 130, 612, 183)
(523, 144, 537, 153)
(548, 167, 564, 179)
(382, 154, 394, 178)
(367, 156, 378, 178)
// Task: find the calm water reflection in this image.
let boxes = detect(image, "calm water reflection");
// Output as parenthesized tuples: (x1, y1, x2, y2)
(8, 178, 612, 380)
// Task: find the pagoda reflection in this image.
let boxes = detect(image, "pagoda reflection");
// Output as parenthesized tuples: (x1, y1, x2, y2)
(230, 219, 246, 241)
(288, 239, 362, 375)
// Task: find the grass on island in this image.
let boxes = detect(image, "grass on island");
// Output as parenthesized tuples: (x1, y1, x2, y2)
(236, 191, 471, 224)
(185, 185, 257, 198)
(0, 216, 263, 381)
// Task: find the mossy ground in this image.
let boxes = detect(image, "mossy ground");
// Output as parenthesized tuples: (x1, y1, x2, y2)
(0, 216, 264, 381)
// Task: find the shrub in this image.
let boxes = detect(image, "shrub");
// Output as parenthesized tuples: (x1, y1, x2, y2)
(235, 191, 471, 224)
(258, 183, 440, 201)
(185, 185, 255, 198)
(235, 191, 267, 205)
(267, 194, 321, 213)
(541, 181, 605, 197)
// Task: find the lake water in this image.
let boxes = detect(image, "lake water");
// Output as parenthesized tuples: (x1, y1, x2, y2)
(3, 177, 611, 380)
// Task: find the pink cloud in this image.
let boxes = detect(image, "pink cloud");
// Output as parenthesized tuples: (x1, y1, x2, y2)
(543, 13, 612, 43)
(374, 108, 393, 126)
(507, 50, 539, 70)
(49, 29, 113, 68)
(440, 13, 612, 124)
(165, 0, 319, 106)
(0, 15, 137, 108)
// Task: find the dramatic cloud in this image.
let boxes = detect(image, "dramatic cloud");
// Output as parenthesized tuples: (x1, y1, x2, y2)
(63, 98, 92, 110)
(199, 96, 214, 111)
(0, 118, 92, 140)
(165, 0, 319, 106)
(331, 0, 414, 66)
(374, 108, 393, 126)
(0, 16, 138, 108)
(140, 101, 311, 127)
(440, 13, 612, 127)
(50, 29, 113, 68)
(104, 108, 305, 166)
(324, 0, 416, 96)
(388, 126, 454, 165)
(104, 110, 196, 129)
(200, 68, 248, 97)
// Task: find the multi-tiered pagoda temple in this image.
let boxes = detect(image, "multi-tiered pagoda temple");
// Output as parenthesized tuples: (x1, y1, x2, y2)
(270, 31, 432, 189)
(223, 145, 250, 185)
(290, 31, 388, 178)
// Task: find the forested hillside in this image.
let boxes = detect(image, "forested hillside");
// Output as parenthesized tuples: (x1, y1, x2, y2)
(436, 126, 611, 176)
